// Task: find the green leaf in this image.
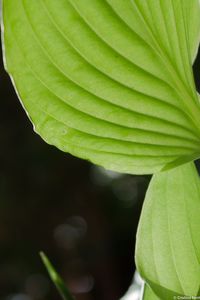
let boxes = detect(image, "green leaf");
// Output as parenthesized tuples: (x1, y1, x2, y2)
(143, 283, 160, 300)
(186, 0, 200, 62)
(40, 252, 74, 300)
(2, 0, 200, 174)
(135, 162, 200, 299)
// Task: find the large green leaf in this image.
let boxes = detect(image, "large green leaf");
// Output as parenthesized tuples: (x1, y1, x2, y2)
(136, 162, 200, 299)
(2, 0, 200, 174)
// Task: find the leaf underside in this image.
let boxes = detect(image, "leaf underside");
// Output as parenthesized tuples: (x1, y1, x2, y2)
(136, 162, 200, 300)
(2, 0, 200, 174)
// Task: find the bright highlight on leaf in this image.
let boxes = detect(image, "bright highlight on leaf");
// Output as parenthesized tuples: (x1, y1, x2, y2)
(2, 0, 200, 174)
(40, 252, 74, 300)
(136, 162, 200, 300)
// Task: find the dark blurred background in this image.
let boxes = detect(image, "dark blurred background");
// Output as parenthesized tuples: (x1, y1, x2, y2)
(1, 27, 200, 300)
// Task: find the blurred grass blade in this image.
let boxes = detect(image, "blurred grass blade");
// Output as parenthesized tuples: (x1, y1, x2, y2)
(40, 252, 74, 300)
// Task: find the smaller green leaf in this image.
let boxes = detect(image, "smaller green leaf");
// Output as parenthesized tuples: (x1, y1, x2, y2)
(40, 251, 74, 300)
(136, 162, 200, 299)
(142, 283, 160, 300)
